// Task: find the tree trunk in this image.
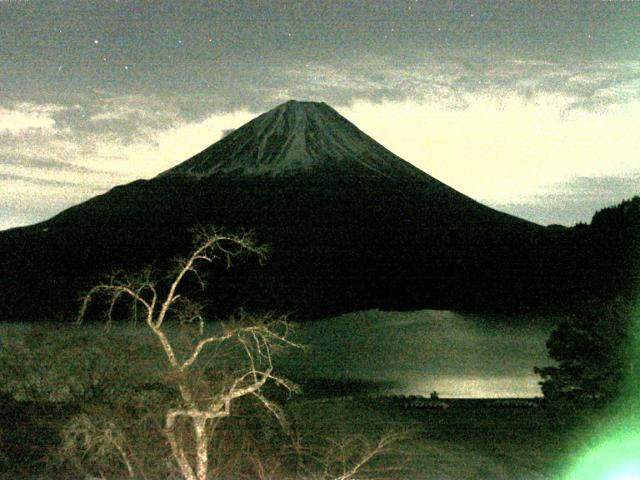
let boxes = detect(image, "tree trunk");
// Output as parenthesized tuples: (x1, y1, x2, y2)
(166, 412, 196, 480)
(194, 415, 209, 480)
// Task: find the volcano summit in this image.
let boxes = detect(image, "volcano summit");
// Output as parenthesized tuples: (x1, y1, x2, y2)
(160, 100, 429, 179)
(0, 100, 633, 321)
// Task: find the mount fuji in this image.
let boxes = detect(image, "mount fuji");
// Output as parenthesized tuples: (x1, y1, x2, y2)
(0, 100, 633, 321)
(161, 100, 431, 179)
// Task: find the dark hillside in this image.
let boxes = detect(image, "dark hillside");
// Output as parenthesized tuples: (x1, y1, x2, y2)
(0, 101, 637, 321)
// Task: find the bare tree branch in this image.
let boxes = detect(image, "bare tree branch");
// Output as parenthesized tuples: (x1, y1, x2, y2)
(333, 432, 405, 480)
(76, 226, 299, 480)
(181, 333, 234, 370)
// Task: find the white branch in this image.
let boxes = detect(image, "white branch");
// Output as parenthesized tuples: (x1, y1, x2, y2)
(180, 333, 233, 370)
(76, 227, 301, 480)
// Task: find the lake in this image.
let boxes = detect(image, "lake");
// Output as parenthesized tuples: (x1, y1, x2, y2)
(280, 309, 559, 398)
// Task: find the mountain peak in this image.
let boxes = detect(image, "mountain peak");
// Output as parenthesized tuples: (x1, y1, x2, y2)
(269, 99, 332, 115)
(279, 99, 329, 108)
(159, 100, 427, 179)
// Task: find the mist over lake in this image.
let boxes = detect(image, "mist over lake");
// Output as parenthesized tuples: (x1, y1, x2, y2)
(280, 309, 559, 398)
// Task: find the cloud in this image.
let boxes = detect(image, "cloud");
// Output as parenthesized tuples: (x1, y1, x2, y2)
(0, 103, 63, 135)
(87, 108, 256, 177)
(0, 173, 95, 188)
(1, 154, 115, 175)
(337, 95, 640, 208)
(280, 58, 640, 114)
(494, 175, 640, 226)
(0, 103, 256, 230)
(1, 162, 123, 190)
(0, 174, 105, 230)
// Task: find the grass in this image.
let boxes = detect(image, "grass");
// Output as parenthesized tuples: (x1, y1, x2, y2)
(289, 397, 573, 480)
(0, 393, 583, 479)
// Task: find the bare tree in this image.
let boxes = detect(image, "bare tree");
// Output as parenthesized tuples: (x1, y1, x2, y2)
(78, 227, 299, 480)
(74, 226, 407, 480)
(282, 430, 409, 480)
(325, 432, 408, 480)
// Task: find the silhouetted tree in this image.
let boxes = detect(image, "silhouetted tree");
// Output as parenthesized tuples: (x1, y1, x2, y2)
(535, 297, 636, 411)
(572, 196, 640, 302)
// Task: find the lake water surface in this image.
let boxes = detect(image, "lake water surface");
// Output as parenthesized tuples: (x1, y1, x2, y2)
(280, 309, 559, 398)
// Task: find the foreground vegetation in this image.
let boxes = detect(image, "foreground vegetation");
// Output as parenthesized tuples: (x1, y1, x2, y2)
(0, 369, 606, 480)
(3, 226, 635, 479)
(1, 229, 407, 480)
(0, 319, 630, 479)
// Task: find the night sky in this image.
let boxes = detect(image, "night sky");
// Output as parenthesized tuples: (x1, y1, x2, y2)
(1, 0, 639, 230)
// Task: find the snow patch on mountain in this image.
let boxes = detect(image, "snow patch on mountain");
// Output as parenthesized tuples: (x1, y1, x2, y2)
(159, 100, 430, 180)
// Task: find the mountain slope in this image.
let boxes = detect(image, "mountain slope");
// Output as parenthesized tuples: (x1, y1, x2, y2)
(1, 100, 633, 321)
(160, 100, 429, 180)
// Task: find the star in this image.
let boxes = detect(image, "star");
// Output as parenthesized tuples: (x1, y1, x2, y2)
(94, 39, 99, 45)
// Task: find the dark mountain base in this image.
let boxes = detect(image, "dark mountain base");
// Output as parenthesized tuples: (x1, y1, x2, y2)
(1, 174, 637, 322)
